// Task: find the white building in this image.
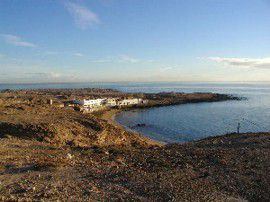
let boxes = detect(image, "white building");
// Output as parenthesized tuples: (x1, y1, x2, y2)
(105, 98, 118, 107)
(117, 98, 144, 106)
(72, 97, 148, 112)
(74, 98, 106, 108)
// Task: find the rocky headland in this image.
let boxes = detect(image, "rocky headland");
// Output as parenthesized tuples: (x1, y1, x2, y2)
(0, 88, 268, 201)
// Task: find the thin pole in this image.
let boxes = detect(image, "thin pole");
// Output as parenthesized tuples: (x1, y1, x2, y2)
(237, 122, 240, 134)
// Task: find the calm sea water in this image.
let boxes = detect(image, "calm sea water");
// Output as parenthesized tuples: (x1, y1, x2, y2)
(1, 82, 269, 143)
(114, 82, 270, 143)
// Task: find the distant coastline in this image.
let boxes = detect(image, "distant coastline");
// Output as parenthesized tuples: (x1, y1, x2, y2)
(1, 81, 270, 91)
(96, 92, 241, 144)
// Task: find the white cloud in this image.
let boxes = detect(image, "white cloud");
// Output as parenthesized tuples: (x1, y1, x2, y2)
(73, 52, 84, 57)
(118, 54, 139, 63)
(65, 2, 100, 29)
(25, 72, 61, 79)
(48, 72, 61, 78)
(17, 71, 79, 82)
(88, 55, 140, 63)
(207, 57, 270, 69)
(159, 67, 173, 72)
(1, 34, 37, 47)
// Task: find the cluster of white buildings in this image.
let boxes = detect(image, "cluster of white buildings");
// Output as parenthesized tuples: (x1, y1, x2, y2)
(73, 97, 148, 112)
(73, 98, 106, 108)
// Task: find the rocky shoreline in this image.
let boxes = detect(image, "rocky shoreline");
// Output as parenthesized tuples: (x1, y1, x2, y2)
(0, 88, 240, 147)
(131, 92, 242, 109)
(0, 88, 269, 201)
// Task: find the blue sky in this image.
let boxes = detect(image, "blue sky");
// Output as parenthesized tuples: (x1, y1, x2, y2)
(0, 0, 270, 83)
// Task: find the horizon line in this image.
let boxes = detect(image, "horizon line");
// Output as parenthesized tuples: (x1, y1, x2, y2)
(0, 80, 270, 85)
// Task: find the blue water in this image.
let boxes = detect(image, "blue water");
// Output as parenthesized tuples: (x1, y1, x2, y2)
(1, 82, 270, 143)
(114, 82, 270, 143)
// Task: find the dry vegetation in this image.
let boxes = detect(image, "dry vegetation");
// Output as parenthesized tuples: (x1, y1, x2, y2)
(0, 133, 269, 201)
(0, 89, 156, 147)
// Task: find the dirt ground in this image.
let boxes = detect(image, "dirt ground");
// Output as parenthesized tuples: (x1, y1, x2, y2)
(0, 133, 269, 201)
(0, 89, 268, 201)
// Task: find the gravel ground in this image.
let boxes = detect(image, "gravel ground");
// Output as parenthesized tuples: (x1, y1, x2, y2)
(0, 132, 269, 201)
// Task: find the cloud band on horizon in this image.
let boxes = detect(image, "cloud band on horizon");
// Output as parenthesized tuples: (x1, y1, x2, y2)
(207, 57, 270, 69)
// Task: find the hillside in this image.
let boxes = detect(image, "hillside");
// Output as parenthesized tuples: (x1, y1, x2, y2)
(0, 89, 268, 201)
(0, 133, 269, 201)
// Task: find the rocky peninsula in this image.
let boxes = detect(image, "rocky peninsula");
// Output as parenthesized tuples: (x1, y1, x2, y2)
(0, 88, 268, 201)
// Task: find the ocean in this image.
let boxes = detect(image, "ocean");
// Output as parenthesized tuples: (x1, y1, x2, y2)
(1, 82, 269, 143)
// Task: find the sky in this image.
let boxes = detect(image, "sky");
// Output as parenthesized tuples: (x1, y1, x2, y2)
(0, 0, 270, 83)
